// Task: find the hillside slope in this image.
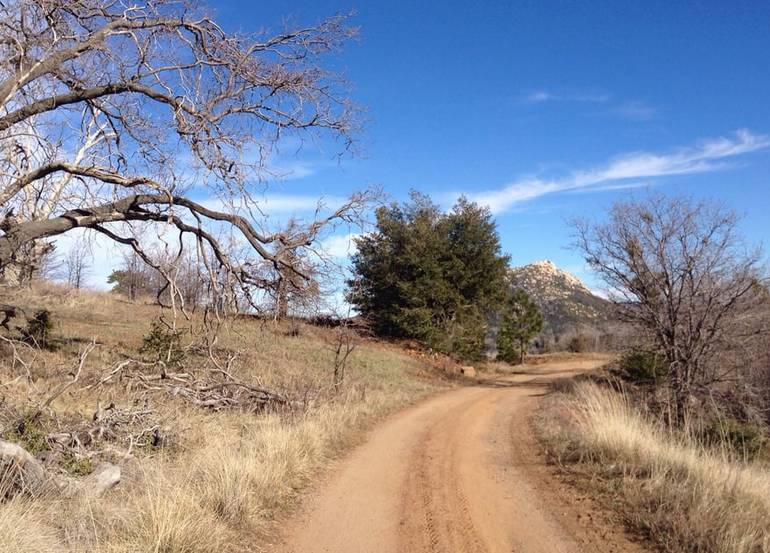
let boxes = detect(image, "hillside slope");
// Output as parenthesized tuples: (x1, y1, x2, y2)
(0, 283, 444, 553)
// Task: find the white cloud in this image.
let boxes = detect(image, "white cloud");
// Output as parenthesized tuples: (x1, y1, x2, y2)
(469, 129, 770, 213)
(319, 233, 360, 259)
(565, 181, 653, 194)
(525, 91, 655, 121)
(525, 90, 610, 104)
(257, 194, 346, 213)
(527, 91, 555, 103)
(266, 160, 324, 181)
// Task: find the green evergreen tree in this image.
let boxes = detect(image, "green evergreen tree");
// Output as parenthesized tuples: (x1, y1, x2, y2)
(348, 192, 509, 360)
(497, 289, 544, 364)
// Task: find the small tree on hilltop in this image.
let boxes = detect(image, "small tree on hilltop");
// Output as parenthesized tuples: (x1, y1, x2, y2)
(497, 289, 544, 364)
(107, 252, 157, 301)
(65, 238, 91, 290)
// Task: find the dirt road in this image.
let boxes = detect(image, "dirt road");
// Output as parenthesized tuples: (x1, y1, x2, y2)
(276, 359, 644, 553)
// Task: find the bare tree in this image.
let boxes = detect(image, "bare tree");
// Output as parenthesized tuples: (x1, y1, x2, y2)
(107, 250, 156, 301)
(267, 218, 322, 319)
(65, 237, 90, 289)
(0, 0, 371, 312)
(573, 194, 766, 424)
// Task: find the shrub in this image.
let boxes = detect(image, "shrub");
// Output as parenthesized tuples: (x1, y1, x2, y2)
(620, 349, 668, 384)
(566, 334, 591, 353)
(2, 416, 49, 457)
(140, 320, 186, 367)
(20, 310, 54, 349)
(61, 454, 93, 477)
(700, 417, 766, 460)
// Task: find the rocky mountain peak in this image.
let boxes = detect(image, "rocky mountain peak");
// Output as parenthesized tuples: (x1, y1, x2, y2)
(514, 260, 592, 300)
(509, 260, 610, 345)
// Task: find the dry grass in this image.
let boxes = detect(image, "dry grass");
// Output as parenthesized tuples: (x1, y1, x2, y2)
(0, 498, 60, 553)
(0, 284, 443, 552)
(537, 382, 770, 553)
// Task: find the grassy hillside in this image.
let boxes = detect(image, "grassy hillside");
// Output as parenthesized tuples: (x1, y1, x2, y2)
(0, 283, 446, 553)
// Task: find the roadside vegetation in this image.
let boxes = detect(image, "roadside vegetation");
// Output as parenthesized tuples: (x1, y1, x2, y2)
(0, 2, 767, 552)
(0, 3, 455, 550)
(538, 382, 770, 553)
(536, 194, 770, 553)
(0, 284, 442, 552)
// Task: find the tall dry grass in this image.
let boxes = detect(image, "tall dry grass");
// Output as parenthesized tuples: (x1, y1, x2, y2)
(95, 389, 430, 553)
(0, 386, 434, 553)
(538, 382, 770, 553)
(0, 498, 60, 553)
(0, 285, 441, 552)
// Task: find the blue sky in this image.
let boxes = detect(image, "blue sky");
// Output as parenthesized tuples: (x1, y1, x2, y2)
(80, 1, 770, 289)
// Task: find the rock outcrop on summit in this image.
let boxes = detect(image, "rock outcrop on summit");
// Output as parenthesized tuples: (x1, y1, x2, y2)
(508, 260, 612, 349)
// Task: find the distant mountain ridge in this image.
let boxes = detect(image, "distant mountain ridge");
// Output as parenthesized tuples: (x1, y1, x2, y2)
(509, 260, 611, 346)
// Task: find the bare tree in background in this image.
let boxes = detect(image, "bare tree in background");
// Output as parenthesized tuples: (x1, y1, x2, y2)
(108, 250, 158, 301)
(0, 0, 372, 313)
(267, 218, 321, 319)
(65, 236, 90, 289)
(573, 194, 767, 424)
(331, 321, 359, 392)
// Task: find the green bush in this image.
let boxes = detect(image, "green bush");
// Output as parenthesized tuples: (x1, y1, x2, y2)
(620, 350, 668, 384)
(140, 320, 186, 368)
(21, 309, 54, 349)
(62, 453, 93, 476)
(2, 415, 49, 456)
(700, 417, 766, 460)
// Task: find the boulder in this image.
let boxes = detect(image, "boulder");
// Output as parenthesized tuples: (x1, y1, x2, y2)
(0, 439, 48, 495)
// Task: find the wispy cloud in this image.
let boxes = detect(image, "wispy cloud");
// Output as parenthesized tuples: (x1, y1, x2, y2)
(469, 129, 770, 214)
(525, 90, 656, 121)
(525, 90, 610, 104)
(564, 181, 653, 194)
(604, 100, 658, 121)
(266, 160, 327, 181)
(256, 193, 347, 214)
(198, 193, 348, 217)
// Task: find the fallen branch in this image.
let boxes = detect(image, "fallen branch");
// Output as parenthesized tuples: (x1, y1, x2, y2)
(87, 355, 290, 412)
(32, 341, 94, 419)
(1, 438, 121, 499)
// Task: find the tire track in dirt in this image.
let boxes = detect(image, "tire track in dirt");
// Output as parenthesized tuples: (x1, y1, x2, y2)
(275, 359, 647, 553)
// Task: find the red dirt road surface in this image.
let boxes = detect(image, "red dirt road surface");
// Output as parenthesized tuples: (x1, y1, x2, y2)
(276, 359, 646, 553)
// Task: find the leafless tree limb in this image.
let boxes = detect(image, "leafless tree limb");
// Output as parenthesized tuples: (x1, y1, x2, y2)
(0, 0, 370, 305)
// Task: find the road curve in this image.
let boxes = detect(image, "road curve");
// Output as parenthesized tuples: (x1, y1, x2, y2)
(275, 359, 644, 553)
